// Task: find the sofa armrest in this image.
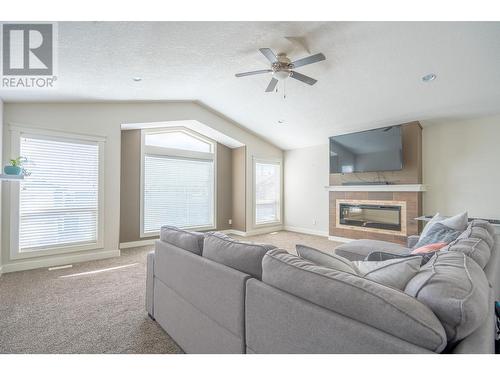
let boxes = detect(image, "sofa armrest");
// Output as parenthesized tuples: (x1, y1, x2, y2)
(407, 235, 420, 249)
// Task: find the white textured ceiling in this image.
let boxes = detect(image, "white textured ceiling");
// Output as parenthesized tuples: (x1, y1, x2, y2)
(1, 21, 500, 149)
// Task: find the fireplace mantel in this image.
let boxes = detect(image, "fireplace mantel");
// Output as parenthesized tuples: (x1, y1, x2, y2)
(325, 184, 426, 192)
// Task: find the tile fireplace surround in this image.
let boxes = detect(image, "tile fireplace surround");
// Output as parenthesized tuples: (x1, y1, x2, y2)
(327, 185, 426, 245)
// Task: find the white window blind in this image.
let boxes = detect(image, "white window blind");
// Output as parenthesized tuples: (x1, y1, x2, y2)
(255, 161, 281, 224)
(143, 155, 214, 233)
(19, 136, 100, 252)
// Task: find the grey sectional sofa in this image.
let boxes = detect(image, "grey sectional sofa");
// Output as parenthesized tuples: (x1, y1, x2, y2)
(146, 222, 499, 354)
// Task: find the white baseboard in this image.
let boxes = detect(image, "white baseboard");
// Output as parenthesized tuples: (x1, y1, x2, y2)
(0, 265, 3, 276)
(119, 239, 156, 249)
(221, 226, 283, 237)
(220, 229, 247, 236)
(283, 226, 329, 237)
(328, 235, 353, 243)
(1, 249, 121, 274)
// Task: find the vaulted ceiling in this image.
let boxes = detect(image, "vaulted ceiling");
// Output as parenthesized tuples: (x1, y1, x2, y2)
(1, 21, 499, 149)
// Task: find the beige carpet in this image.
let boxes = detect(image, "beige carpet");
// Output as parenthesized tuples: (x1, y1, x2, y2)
(0, 230, 340, 354)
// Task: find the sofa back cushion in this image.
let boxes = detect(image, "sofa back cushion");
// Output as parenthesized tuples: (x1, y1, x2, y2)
(405, 251, 489, 344)
(203, 233, 276, 279)
(443, 220, 494, 268)
(297, 244, 421, 291)
(262, 249, 447, 352)
(160, 225, 205, 255)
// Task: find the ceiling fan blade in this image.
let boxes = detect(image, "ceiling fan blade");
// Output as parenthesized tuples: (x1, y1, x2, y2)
(292, 53, 326, 68)
(290, 71, 317, 85)
(235, 69, 272, 77)
(265, 78, 279, 92)
(259, 48, 278, 63)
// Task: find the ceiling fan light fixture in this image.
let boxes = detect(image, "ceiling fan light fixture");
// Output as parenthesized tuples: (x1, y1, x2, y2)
(273, 70, 291, 80)
(235, 48, 326, 92)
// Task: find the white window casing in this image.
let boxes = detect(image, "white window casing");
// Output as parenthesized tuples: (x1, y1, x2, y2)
(253, 158, 282, 226)
(9, 126, 105, 260)
(140, 127, 217, 237)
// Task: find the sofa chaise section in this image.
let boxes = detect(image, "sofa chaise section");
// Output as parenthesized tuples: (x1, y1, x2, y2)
(149, 238, 251, 353)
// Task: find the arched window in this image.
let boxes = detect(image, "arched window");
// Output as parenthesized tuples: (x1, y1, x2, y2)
(141, 128, 216, 235)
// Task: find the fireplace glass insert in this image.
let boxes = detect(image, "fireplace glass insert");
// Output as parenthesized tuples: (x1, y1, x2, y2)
(339, 203, 401, 232)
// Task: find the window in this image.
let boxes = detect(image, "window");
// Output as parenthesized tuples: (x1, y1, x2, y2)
(254, 160, 281, 225)
(145, 131, 212, 153)
(10, 128, 104, 258)
(141, 128, 215, 235)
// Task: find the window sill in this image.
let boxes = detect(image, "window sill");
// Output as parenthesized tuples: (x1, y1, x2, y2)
(11, 241, 104, 260)
(141, 225, 216, 237)
(254, 221, 282, 228)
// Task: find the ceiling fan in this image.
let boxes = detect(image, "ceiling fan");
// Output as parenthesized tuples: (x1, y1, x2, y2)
(235, 48, 326, 92)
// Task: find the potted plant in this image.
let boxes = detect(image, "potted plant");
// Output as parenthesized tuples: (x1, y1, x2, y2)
(4, 156, 29, 176)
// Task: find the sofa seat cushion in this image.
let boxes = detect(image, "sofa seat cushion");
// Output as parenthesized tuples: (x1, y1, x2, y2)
(442, 220, 494, 268)
(297, 244, 421, 290)
(262, 249, 447, 352)
(160, 225, 205, 255)
(334, 239, 410, 261)
(203, 233, 276, 279)
(405, 252, 490, 344)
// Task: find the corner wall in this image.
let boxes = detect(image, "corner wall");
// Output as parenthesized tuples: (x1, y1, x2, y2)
(284, 144, 329, 236)
(422, 115, 500, 219)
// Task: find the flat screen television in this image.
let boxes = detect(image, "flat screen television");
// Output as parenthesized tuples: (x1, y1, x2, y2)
(329, 125, 403, 173)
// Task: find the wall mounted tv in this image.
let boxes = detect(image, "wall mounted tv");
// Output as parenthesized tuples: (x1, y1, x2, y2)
(329, 125, 403, 174)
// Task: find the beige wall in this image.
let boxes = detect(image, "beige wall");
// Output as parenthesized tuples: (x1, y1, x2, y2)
(231, 146, 246, 231)
(120, 130, 141, 243)
(284, 144, 329, 236)
(216, 143, 233, 231)
(422, 115, 500, 219)
(119, 133, 234, 243)
(2, 102, 281, 271)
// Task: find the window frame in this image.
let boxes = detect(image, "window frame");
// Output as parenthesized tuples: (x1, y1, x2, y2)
(140, 127, 217, 237)
(253, 157, 283, 227)
(9, 125, 105, 260)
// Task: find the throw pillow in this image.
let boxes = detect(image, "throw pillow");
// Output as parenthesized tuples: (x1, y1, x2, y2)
(411, 242, 448, 254)
(419, 213, 444, 238)
(296, 244, 357, 274)
(366, 250, 435, 266)
(296, 244, 421, 290)
(440, 211, 468, 231)
(414, 222, 462, 248)
(419, 211, 468, 240)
